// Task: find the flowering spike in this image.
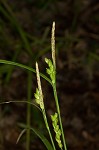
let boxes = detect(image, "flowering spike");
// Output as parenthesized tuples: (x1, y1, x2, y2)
(51, 113, 63, 149)
(51, 21, 56, 68)
(35, 62, 44, 110)
(36, 62, 43, 97)
(34, 88, 40, 105)
(45, 58, 55, 84)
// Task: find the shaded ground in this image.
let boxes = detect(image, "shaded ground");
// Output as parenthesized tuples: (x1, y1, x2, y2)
(0, 0, 99, 149)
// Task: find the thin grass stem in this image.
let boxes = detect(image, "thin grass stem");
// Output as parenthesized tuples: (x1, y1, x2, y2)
(42, 109, 56, 150)
(26, 65, 32, 150)
(52, 83, 67, 150)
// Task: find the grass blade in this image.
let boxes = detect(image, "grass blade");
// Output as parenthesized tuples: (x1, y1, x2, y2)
(19, 123, 54, 150)
(26, 63, 32, 150)
(0, 59, 51, 84)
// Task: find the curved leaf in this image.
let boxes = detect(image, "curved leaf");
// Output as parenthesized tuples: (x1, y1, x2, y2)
(0, 59, 51, 84)
(0, 100, 41, 112)
(19, 123, 54, 150)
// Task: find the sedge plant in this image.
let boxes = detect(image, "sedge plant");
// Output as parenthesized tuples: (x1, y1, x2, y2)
(34, 22, 67, 150)
(0, 22, 67, 150)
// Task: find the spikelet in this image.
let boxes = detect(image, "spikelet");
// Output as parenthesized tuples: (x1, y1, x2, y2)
(45, 58, 55, 84)
(51, 21, 56, 69)
(51, 113, 63, 149)
(34, 62, 44, 110)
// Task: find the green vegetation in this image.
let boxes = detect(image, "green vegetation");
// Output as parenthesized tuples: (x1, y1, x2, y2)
(0, 21, 68, 150)
(0, 1, 99, 149)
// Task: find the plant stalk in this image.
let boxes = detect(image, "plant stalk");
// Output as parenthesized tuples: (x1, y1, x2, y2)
(42, 109, 56, 150)
(52, 83, 67, 150)
(26, 68, 32, 150)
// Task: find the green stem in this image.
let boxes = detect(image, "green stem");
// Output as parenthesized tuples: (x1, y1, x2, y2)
(52, 83, 67, 150)
(42, 109, 56, 150)
(26, 66, 32, 150)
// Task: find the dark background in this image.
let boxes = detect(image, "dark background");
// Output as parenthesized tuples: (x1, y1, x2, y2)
(0, 0, 99, 149)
